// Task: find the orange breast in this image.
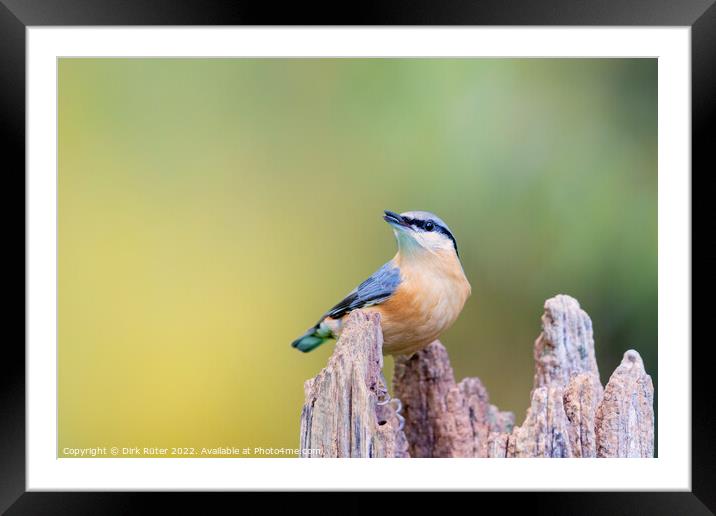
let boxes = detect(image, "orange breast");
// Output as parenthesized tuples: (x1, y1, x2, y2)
(365, 250, 471, 355)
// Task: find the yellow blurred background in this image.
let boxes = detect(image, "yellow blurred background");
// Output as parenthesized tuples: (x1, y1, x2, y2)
(58, 58, 657, 457)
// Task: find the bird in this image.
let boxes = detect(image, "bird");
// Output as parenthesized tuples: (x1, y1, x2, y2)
(292, 210, 471, 356)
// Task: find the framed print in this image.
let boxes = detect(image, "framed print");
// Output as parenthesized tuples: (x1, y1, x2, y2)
(4, 0, 713, 512)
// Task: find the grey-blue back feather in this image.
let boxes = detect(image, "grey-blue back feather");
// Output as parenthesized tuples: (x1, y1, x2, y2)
(322, 261, 401, 321)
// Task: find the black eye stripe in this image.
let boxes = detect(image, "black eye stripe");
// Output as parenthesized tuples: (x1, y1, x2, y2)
(437, 226, 460, 257)
(402, 217, 460, 257)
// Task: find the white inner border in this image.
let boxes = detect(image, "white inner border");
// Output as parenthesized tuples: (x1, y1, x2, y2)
(27, 27, 691, 491)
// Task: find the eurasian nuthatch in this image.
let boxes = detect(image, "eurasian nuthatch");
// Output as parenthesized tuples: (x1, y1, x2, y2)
(292, 210, 471, 356)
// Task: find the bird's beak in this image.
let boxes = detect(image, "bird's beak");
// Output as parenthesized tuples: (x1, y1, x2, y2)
(383, 210, 410, 231)
(383, 210, 409, 229)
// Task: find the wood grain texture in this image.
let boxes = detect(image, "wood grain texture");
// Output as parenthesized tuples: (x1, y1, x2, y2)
(595, 350, 655, 458)
(299, 311, 408, 458)
(533, 294, 603, 396)
(393, 341, 514, 458)
(563, 372, 600, 457)
(298, 295, 654, 459)
(507, 295, 605, 457)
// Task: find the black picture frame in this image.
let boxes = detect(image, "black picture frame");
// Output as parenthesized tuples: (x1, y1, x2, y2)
(3, 1, 712, 513)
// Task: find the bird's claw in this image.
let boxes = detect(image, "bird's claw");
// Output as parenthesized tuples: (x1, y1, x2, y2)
(376, 372, 405, 431)
(377, 395, 391, 406)
(376, 387, 392, 406)
(376, 371, 391, 405)
(392, 398, 405, 431)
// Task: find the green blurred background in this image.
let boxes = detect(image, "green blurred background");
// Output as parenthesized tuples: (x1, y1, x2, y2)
(58, 58, 657, 457)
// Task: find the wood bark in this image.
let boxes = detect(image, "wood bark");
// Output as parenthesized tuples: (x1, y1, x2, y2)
(298, 294, 654, 458)
(392, 342, 514, 458)
(595, 350, 655, 458)
(507, 295, 604, 457)
(532, 295, 602, 392)
(299, 311, 408, 458)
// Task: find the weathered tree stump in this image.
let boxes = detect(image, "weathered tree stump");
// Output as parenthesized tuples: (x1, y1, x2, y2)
(506, 295, 604, 457)
(298, 294, 654, 458)
(392, 342, 514, 458)
(595, 350, 655, 458)
(299, 311, 408, 457)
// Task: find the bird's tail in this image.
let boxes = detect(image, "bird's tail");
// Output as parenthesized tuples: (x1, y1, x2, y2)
(291, 322, 332, 352)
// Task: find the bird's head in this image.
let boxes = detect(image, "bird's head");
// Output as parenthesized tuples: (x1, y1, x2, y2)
(383, 210, 460, 259)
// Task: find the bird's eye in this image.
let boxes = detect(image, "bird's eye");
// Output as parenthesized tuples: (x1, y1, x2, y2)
(424, 220, 435, 231)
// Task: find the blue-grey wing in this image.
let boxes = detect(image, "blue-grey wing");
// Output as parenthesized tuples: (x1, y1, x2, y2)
(323, 262, 401, 320)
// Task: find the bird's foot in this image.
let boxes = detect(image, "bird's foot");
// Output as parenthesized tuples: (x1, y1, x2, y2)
(391, 397, 405, 432)
(376, 371, 391, 406)
(375, 372, 405, 431)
